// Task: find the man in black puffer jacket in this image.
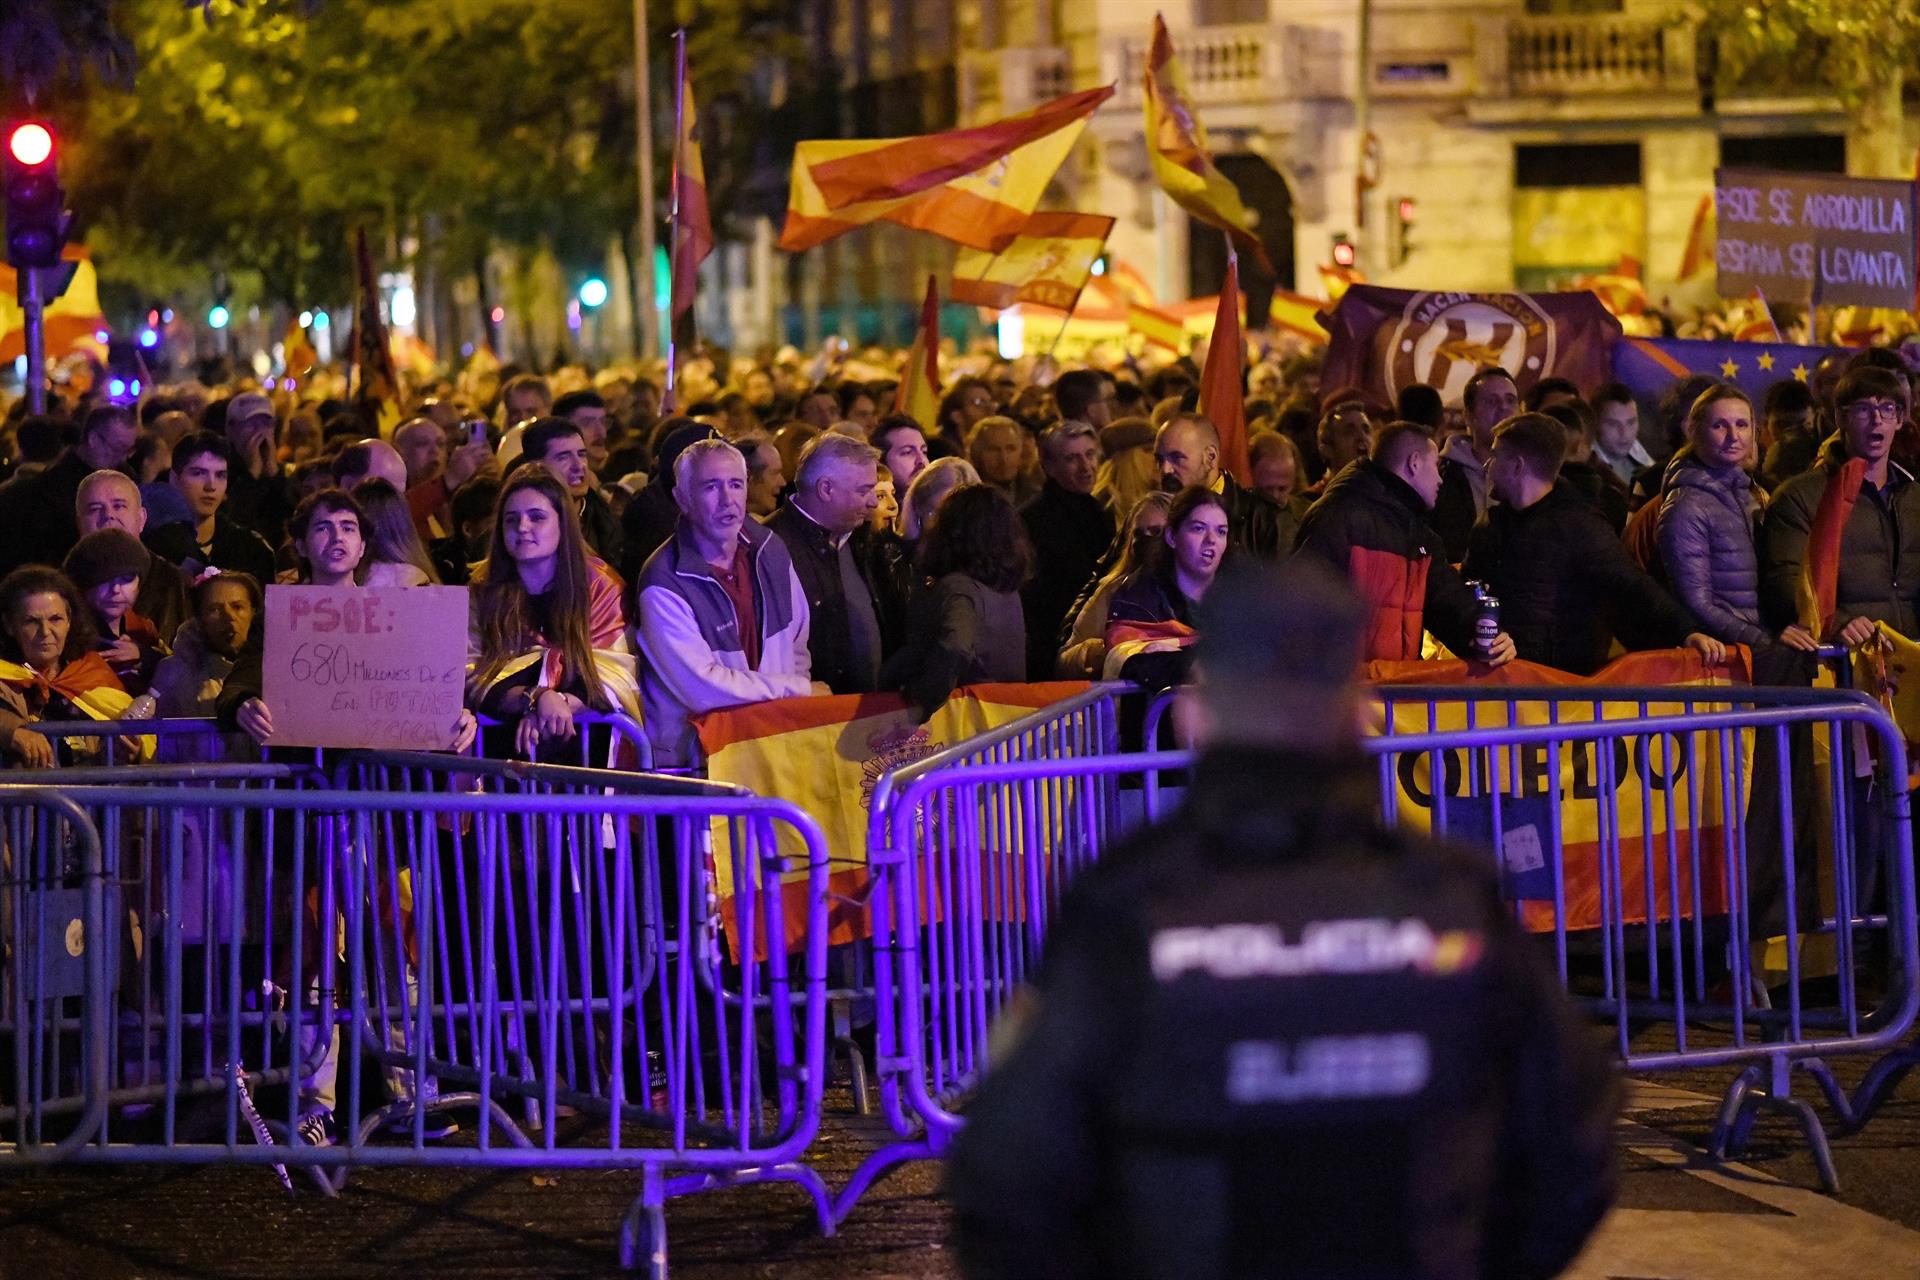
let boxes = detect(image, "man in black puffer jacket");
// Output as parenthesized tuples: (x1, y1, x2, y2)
(948, 560, 1620, 1280)
(1463, 413, 1721, 675)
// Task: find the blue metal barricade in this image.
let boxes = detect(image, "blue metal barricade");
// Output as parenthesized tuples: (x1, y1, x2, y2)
(0, 789, 114, 1162)
(0, 778, 830, 1277)
(837, 683, 1920, 1209)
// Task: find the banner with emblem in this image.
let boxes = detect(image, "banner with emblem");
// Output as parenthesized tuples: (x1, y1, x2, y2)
(1320, 285, 1622, 408)
(1365, 650, 1752, 935)
(696, 682, 1090, 957)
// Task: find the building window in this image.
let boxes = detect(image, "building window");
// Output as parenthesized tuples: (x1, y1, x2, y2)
(1524, 0, 1624, 13)
(1196, 0, 1268, 25)
(1720, 133, 1846, 174)
(1512, 143, 1643, 291)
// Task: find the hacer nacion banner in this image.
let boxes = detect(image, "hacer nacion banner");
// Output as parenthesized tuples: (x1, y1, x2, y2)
(1320, 285, 1623, 408)
(696, 681, 1091, 957)
(1364, 649, 1752, 934)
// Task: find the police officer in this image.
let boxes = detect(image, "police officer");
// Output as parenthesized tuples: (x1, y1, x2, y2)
(947, 559, 1618, 1280)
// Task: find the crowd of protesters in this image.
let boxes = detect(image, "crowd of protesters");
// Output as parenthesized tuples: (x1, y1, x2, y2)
(0, 332, 1913, 770)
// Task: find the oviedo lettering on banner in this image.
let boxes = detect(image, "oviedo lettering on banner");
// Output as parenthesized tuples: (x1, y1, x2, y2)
(261, 585, 470, 752)
(1714, 167, 1917, 310)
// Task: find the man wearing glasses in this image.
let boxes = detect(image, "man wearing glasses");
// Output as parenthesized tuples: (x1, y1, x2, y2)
(1764, 366, 1920, 644)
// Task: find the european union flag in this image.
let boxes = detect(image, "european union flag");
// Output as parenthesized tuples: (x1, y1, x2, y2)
(1611, 336, 1846, 403)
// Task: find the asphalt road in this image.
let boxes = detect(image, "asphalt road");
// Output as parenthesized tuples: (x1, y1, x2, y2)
(4, 1065, 1920, 1279)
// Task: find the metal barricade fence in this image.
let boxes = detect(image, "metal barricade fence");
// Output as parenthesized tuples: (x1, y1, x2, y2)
(822, 684, 1123, 1122)
(26, 707, 653, 771)
(0, 778, 831, 1278)
(839, 684, 1920, 1208)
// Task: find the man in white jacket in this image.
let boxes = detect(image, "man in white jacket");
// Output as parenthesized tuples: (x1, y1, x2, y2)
(634, 438, 824, 768)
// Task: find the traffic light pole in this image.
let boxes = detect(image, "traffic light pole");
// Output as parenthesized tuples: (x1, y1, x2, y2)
(19, 265, 44, 414)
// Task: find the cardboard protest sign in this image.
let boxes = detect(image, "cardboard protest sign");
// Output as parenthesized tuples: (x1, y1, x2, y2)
(1715, 168, 1916, 310)
(262, 585, 468, 751)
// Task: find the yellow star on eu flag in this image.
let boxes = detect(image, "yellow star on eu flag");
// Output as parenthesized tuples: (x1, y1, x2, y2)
(1792, 363, 1810, 381)
(1757, 351, 1776, 372)
(1719, 358, 1739, 378)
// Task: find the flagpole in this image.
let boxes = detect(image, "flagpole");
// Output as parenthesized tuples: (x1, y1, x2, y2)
(1043, 308, 1072, 361)
(663, 28, 687, 413)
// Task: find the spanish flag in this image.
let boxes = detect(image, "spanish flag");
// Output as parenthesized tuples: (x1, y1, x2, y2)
(1677, 193, 1714, 280)
(1198, 254, 1250, 484)
(1144, 14, 1272, 274)
(1796, 456, 1864, 637)
(670, 31, 713, 321)
(950, 211, 1114, 311)
(283, 318, 318, 378)
(779, 86, 1113, 253)
(349, 227, 402, 436)
(1268, 289, 1329, 344)
(696, 682, 1091, 957)
(1368, 649, 1747, 934)
(0, 247, 106, 364)
(1733, 286, 1780, 344)
(1127, 301, 1185, 352)
(894, 277, 941, 430)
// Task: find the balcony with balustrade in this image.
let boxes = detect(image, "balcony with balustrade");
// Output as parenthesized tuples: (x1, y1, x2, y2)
(1467, 11, 1699, 121)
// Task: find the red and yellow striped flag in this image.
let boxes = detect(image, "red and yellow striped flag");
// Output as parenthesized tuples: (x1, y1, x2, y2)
(1268, 288, 1329, 344)
(349, 227, 402, 436)
(670, 34, 713, 321)
(1128, 301, 1185, 352)
(697, 682, 1091, 956)
(779, 86, 1113, 253)
(950, 211, 1114, 311)
(1199, 255, 1249, 484)
(1144, 15, 1272, 274)
(1733, 286, 1780, 344)
(1678, 194, 1714, 280)
(894, 277, 941, 429)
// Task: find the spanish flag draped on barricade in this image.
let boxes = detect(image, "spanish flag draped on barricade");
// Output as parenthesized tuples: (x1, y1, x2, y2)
(696, 682, 1090, 958)
(1365, 649, 1752, 934)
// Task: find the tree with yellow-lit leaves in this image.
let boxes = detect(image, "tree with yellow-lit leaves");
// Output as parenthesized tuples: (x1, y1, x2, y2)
(1695, 0, 1920, 178)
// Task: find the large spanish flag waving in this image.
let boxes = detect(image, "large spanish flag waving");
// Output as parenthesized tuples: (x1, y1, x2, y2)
(951, 211, 1114, 311)
(779, 86, 1113, 253)
(893, 277, 941, 430)
(1144, 14, 1272, 274)
(0, 248, 106, 364)
(697, 682, 1090, 956)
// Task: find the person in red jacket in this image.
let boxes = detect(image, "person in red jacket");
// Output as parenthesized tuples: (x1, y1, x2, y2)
(1293, 423, 1515, 665)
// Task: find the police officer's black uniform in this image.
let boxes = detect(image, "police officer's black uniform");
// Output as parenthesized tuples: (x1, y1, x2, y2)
(947, 565, 1619, 1280)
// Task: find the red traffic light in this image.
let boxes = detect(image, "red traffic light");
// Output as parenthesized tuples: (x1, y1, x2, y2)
(1331, 236, 1357, 269)
(1397, 198, 1417, 222)
(7, 123, 53, 168)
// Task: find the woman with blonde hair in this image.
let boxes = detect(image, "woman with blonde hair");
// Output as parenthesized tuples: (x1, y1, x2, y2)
(1093, 418, 1158, 518)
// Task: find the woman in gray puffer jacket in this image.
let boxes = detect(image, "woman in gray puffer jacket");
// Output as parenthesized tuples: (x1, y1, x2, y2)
(1657, 384, 1818, 653)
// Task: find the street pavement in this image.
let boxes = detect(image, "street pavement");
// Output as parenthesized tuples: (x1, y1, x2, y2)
(3, 1074, 1920, 1278)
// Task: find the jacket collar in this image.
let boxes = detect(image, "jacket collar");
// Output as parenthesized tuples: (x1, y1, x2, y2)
(670, 517, 770, 582)
(1185, 747, 1383, 852)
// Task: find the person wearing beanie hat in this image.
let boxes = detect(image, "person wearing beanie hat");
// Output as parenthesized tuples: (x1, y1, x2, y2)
(65, 528, 166, 695)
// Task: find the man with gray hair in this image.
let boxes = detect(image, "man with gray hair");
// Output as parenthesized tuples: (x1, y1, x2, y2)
(1020, 420, 1114, 678)
(633, 438, 821, 768)
(766, 431, 885, 693)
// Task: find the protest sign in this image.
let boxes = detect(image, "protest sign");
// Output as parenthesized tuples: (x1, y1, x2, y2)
(1714, 168, 1916, 310)
(262, 585, 468, 751)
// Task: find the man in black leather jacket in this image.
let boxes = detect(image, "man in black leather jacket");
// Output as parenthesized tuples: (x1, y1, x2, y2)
(1152, 411, 1293, 559)
(948, 559, 1618, 1280)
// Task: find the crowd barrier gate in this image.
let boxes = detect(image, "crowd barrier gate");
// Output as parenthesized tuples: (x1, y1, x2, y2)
(816, 684, 1122, 1122)
(839, 682, 1919, 1209)
(0, 764, 829, 1278)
